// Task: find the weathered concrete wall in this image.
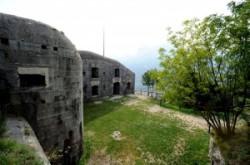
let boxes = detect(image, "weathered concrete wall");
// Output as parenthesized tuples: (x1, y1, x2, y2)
(4, 116, 50, 165)
(79, 51, 135, 101)
(209, 137, 225, 165)
(0, 13, 83, 164)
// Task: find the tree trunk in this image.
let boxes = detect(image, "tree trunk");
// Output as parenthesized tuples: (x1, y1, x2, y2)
(147, 86, 150, 96)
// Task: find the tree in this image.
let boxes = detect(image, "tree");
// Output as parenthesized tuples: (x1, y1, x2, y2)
(142, 70, 156, 96)
(157, 0, 250, 139)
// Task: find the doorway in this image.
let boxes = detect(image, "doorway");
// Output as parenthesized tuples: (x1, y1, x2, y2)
(113, 82, 120, 95)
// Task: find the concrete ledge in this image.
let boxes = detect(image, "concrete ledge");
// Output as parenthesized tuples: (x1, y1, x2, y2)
(4, 116, 50, 165)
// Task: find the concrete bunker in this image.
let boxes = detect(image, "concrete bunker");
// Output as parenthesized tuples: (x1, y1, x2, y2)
(0, 13, 83, 164)
(79, 51, 135, 101)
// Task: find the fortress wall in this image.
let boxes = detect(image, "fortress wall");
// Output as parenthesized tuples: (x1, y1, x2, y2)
(79, 51, 135, 101)
(0, 13, 83, 164)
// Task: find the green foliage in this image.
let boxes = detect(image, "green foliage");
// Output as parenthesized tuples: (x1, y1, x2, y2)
(0, 138, 41, 165)
(142, 69, 156, 87)
(83, 96, 209, 164)
(142, 69, 158, 96)
(213, 125, 250, 165)
(157, 0, 250, 138)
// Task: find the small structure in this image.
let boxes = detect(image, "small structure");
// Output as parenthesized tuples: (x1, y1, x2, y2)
(0, 13, 83, 164)
(79, 51, 135, 101)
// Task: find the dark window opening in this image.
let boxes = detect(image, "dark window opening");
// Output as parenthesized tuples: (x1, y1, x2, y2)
(127, 82, 131, 90)
(103, 85, 105, 90)
(41, 45, 47, 49)
(83, 85, 87, 93)
(92, 86, 98, 96)
(83, 72, 86, 76)
(19, 74, 46, 87)
(1, 38, 9, 46)
(41, 100, 46, 104)
(0, 80, 5, 88)
(113, 82, 120, 95)
(92, 67, 98, 78)
(115, 68, 120, 77)
(4, 52, 8, 59)
(57, 116, 63, 125)
(53, 47, 58, 51)
(103, 72, 105, 75)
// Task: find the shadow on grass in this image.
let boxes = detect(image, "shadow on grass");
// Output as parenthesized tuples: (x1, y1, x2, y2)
(84, 100, 122, 125)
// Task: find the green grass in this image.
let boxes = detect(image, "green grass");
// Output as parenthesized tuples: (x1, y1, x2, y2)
(0, 138, 42, 165)
(82, 96, 210, 164)
(79, 138, 92, 164)
(158, 101, 201, 116)
(0, 111, 41, 165)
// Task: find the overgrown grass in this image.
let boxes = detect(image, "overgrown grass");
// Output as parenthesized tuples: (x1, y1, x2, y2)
(82, 96, 210, 164)
(0, 138, 42, 164)
(0, 111, 41, 164)
(214, 124, 250, 165)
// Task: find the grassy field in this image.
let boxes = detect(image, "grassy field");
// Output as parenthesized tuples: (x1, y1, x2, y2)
(81, 95, 210, 164)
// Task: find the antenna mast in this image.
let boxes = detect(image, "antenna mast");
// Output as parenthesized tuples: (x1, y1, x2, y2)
(103, 27, 105, 57)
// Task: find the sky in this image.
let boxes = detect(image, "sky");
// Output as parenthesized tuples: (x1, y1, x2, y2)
(0, 0, 238, 89)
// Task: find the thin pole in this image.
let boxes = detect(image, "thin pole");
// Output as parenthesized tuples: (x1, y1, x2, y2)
(103, 27, 105, 57)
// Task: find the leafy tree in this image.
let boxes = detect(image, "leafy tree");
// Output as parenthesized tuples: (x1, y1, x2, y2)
(157, 0, 250, 139)
(142, 69, 156, 96)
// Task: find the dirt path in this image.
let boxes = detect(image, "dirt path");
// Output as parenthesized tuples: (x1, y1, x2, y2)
(130, 94, 208, 131)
